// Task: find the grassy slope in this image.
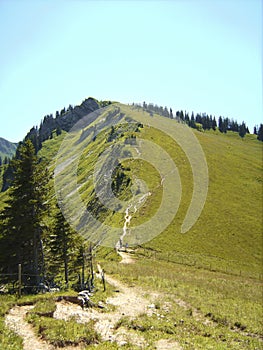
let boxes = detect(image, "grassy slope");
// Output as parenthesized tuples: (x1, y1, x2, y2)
(0, 105, 262, 348)
(1, 106, 262, 276)
(76, 105, 262, 278)
(144, 128, 262, 277)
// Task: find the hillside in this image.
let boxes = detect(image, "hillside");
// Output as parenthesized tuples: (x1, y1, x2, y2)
(52, 103, 262, 278)
(0, 102, 262, 349)
(0, 137, 17, 161)
(1, 102, 262, 276)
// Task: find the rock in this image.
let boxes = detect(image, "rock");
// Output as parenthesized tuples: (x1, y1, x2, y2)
(97, 301, 105, 309)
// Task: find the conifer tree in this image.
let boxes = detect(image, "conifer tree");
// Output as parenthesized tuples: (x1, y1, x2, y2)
(212, 117, 217, 130)
(257, 124, 263, 141)
(239, 122, 247, 138)
(0, 140, 49, 287)
(49, 205, 78, 287)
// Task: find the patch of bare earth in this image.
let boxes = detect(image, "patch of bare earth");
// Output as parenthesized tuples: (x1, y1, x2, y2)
(54, 274, 152, 347)
(53, 254, 186, 348)
(118, 251, 135, 264)
(5, 305, 55, 350)
(155, 338, 183, 350)
(5, 305, 88, 350)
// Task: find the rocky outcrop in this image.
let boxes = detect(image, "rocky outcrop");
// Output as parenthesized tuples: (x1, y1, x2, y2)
(57, 97, 101, 132)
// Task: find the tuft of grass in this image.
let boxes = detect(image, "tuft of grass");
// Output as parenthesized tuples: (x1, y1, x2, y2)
(26, 312, 100, 346)
(27, 298, 56, 317)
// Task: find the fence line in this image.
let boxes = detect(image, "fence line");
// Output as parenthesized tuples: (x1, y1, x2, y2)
(136, 248, 262, 280)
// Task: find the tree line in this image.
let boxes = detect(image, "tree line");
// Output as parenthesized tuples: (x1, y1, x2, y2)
(134, 102, 263, 141)
(0, 139, 92, 292)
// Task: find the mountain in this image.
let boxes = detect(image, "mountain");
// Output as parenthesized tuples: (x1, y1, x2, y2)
(0, 102, 262, 348)
(51, 103, 262, 277)
(0, 137, 17, 162)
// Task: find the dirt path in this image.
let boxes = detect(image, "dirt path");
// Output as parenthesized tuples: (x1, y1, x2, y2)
(118, 250, 135, 264)
(54, 273, 154, 347)
(5, 252, 182, 349)
(54, 261, 182, 349)
(5, 305, 88, 350)
(5, 305, 55, 350)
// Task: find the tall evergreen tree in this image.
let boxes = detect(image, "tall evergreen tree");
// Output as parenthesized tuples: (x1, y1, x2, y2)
(49, 206, 78, 287)
(239, 122, 247, 138)
(212, 117, 217, 130)
(257, 124, 263, 141)
(0, 140, 49, 287)
(219, 116, 227, 133)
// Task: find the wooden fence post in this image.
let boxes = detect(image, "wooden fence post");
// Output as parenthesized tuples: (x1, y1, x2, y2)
(18, 264, 22, 298)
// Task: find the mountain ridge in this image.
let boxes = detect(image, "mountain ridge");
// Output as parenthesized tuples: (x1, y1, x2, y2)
(0, 137, 17, 162)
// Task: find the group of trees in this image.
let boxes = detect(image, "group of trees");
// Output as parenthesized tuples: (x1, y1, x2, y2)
(141, 101, 173, 118)
(135, 102, 263, 141)
(0, 140, 91, 292)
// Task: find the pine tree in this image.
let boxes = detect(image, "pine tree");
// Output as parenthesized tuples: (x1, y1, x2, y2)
(0, 140, 49, 287)
(219, 116, 227, 133)
(49, 206, 78, 287)
(257, 124, 263, 141)
(239, 122, 247, 138)
(212, 117, 217, 130)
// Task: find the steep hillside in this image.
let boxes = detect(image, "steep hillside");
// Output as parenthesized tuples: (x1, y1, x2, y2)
(53, 103, 262, 278)
(1, 103, 261, 277)
(0, 137, 17, 161)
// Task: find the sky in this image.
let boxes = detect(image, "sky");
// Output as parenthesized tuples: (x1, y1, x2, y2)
(0, 0, 262, 142)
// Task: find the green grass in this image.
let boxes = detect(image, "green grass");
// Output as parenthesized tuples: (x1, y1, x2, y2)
(102, 256, 262, 349)
(73, 106, 262, 278)
(141, 127, 262, 278)
(26, 312, 99, 347)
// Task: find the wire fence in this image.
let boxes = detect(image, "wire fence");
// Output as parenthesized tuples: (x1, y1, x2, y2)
(0, 271, 82, 295)
(136, 248, 263, 281)
(0, 249, 261, 295)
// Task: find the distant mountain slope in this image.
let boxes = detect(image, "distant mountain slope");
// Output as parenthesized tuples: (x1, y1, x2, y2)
(0, 137, 17, 161)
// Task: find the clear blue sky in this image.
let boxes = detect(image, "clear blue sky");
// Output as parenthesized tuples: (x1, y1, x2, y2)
(0, 0, 262, 142)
